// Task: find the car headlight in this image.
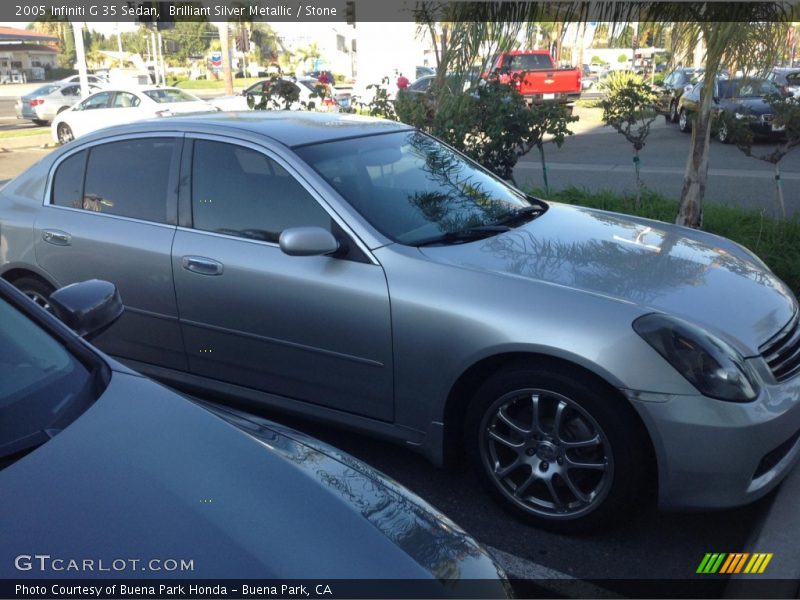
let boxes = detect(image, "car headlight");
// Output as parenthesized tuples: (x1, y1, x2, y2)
(633, 314, 759, 402)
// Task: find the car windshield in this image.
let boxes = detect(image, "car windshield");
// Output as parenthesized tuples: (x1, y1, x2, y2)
(718, 79, 780, 98)
(143, 88, 198, 103)
(296, 131, 538, 245)
(0, 296, 95, 467)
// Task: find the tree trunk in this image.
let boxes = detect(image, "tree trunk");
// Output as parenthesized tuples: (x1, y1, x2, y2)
(676, 109, 711, 227)
(633, 150, 642, 209)
(775, 163, 786, 218)
(539, 144, 549, 195)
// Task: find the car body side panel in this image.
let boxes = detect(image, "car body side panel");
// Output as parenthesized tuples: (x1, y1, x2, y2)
(173, 229, 395, 421)
(373, 245, 699, 436)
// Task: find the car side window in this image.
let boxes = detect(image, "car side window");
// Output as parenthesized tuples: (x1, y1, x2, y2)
(52, 138, 176, 223)
(80, 92, 111, 110)
(52, 150, 87, 209)
(112, 92, 140, 108)
(191, 140, 332, 243)
(61, 85, 80, 97)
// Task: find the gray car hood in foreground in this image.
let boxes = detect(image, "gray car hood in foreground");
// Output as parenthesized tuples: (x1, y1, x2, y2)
(0, 370, 505, 585)
(420, 203, 797, 354)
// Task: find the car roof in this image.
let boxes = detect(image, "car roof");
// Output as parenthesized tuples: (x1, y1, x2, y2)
(76, 111, 413, 148)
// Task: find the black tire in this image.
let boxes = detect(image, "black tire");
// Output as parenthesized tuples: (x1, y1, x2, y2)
(717, 115, 731, 144)
(33, 119, 48, 126)
(57, 106, 70, 115)
(678, 108, 691, 133)
(669, 100, 678, 123)
(57, 123, 74, 145)
(11, 276, 55, 312)
(464, 363, 650, 533)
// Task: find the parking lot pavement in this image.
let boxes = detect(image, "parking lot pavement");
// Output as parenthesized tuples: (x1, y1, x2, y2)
(195, 397, 775, 587)
(0, 147, 52, 185)
(517, 114, 800, 216)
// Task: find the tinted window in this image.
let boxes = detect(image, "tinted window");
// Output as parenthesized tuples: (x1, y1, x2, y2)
(60, 85, 80, 97)
(81, 138, 176, 222)
(0, 295, 93, 462)
(143, 88, 198, 103)
(112, 92, 140, 108)
(504, 54, 554, 70)
(191, 141, 331, 243)
(80, 92, 111, 110)
(52, 150, 87, 209)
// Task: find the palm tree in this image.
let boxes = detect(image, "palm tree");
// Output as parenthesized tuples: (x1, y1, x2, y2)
(656, 5, 788, 226)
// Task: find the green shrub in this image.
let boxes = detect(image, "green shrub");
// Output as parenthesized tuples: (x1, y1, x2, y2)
(526, 185, 800, 293)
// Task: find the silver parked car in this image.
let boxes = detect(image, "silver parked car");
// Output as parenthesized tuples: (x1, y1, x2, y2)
(0, 278, 507, 586)
(1, 112, 799, 531)
(14, 82, 101, 125)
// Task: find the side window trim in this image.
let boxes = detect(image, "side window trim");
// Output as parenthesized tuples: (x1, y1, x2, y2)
(45, 133, 184, 227)
(181, 133, 377, 264)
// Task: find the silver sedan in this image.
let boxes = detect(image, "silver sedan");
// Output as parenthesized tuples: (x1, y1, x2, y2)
(0, 112, 798, 531)
(14, 82, 100, 125)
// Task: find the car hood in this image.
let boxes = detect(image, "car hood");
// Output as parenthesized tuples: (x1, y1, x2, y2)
(0, 372, 505, 584)
(419, 203, 797, 354)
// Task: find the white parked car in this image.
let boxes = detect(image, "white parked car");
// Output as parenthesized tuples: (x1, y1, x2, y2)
(52, 86, 217, 144)
(58, 74, 109, 87)
(211, 76, 341, 112)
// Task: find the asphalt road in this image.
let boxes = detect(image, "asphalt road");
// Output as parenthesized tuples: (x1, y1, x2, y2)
(0, 102, 790, 594)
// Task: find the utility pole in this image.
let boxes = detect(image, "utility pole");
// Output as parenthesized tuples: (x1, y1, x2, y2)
(150, 30, 159, 84)
(72, 22, 90, 97)
(215, 22, 234, 95)
(157, 31, 167, 85)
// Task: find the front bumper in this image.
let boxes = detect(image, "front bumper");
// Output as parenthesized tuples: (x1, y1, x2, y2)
(626, 372, 800, 510)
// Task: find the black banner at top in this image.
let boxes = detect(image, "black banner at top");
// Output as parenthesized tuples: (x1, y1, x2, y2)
(2, 1, 800, 24)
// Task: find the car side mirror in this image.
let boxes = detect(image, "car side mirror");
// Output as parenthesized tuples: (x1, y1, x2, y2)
(49, 279, 124, 341)
(279, 227, 339, 257)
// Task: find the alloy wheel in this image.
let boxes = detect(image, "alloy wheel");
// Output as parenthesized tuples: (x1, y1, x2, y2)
(57, 123, 74, 144)
(479, 388, 613, 520)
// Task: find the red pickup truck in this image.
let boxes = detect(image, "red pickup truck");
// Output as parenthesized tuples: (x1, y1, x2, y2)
(489, 50, 582, 111)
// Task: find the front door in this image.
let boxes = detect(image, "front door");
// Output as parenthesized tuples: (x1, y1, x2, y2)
(171, 138, 394, 421)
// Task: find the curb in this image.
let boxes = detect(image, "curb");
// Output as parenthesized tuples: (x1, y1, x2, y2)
(0, 134, 54, 151)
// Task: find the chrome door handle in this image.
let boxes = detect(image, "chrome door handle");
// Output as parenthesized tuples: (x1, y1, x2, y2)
(182, 256, 224, 276)
(42, 230, 72, 246)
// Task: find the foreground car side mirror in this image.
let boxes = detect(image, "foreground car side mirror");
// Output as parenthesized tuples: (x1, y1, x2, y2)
(279, 227, 339, 257)
(49, 279, 124, 340)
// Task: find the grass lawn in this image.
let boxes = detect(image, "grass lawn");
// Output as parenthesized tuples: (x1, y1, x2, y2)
(527, 185, 800, 294)
(0, 127, 48, 140)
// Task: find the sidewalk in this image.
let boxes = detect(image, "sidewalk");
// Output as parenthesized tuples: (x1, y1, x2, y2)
(0, 82, 42, 98)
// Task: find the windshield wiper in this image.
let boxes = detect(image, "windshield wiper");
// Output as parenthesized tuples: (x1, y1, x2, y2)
(412, 225, 511, 247)
(490, 205, 545, 227)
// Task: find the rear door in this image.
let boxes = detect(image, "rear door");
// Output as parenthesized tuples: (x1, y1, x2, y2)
(171, 137, 394, 420)
(33, 134, 186, 370)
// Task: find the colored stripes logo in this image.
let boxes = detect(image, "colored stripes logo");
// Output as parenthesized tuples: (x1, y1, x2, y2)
(696, 553, 773, 574)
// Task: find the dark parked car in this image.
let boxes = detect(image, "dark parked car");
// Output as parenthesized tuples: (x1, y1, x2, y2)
(677, 78, 786, 142)
(655, 67, 705, 122)
(0, 277, 507, 585)
(1, 113, 799, 531)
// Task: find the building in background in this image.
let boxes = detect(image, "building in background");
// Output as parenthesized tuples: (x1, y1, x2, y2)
(0, 26, 59, 83)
